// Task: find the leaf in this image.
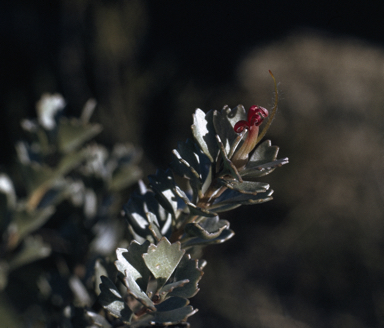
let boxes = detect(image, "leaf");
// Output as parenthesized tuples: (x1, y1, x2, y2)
(115, 244, 155, 309)
(123, 274, 156, 310)
(120, 240, 151, 292)
(171, 150, 202, 203)
(213, 188, 274, 206)
(144, 191, 173, 240)
(8, 235, 51, 272)
(185, 216, 230, 240)
(132, 303, 196, 328)
(216, 135, 242, 181)
(159, 279, 190, 297)
(151, 305, 197, 326)
(86, 310, 112, 328)
(241, 157, 289, 180)
(218, 179, 270, 195)
(213, 105, 245, 154)
(207, 202, 242, 213)
(181, 228, 235, 249)
(98, 276, 133, 322)
(174, 186, 217, 217)
(148, 169, 178, 218)
(94, 259, 108, 296)
(58, 118, 102, 153)
(123, 192, 153, 243)
(192, 109, 217, 162)
(249, 139, 279, 163)
(143, 238, 185, 290)
(155, 296, 189, 311)
(169, 254, 204, 299)
(171, 140, 201, 180)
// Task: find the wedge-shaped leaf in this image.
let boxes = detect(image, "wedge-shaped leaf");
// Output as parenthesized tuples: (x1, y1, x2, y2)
(133, 300, 196, 327)
(192, 109, 217, 162)
(152, 298, 197, 325)
(218, 179, 270, 195)
(115, 247, 155, 309)
(144, 191, 173, 240)
(181, 228, 234, 249)
(155, 296, 189, 312)
(249, 139, 279, 164)
(58, 118, 102, 153)
(143, 238, 185, 290)
(213, 188, 274, 206)
(124, 188, 174, 243)
(116, 248, 141, 279)
(171, 139, 201, 180)
(185, 216, 229, 240)
(148, 169, 178, 218)
(213, 105, 245, 154)
(169, 254, 204, 299)
(241, 157, 289, 180)
(171, 150, 198, 180)
(216, 135, 242, 181)
(171, 150, 202, 203)
(124, 193, 152, 242)
(159, 279, 190, 298)
(119, 240, 151, 292)
(98, 276, 133, 322)
(207, 202, 241, 213)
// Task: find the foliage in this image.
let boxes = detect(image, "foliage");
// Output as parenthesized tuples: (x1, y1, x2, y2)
(0, 94, 142, 327)
(0, 74, 287, 327)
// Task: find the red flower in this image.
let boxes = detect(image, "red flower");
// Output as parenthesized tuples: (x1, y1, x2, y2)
(231, 105, 269, 169)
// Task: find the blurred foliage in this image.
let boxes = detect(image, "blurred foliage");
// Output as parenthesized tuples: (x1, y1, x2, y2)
(0, 94, 142, 327)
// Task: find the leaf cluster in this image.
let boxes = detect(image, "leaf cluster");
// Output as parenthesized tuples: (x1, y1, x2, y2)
(96, 103, 287, 327)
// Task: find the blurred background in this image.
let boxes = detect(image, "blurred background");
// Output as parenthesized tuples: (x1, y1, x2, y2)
(1, 1, 384, 327)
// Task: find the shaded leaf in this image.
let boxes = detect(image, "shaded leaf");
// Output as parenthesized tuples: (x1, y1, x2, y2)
(241, 157, 289, 180)
(181, 228, 234, 249)
(218, 179, 270, 195)
(120, 240, 151, 292)
(216, 135, 242, 181)
(148, 169, 178, 218)
(115, 245, 155, 310)
(169, 254, 204, 299)
(151, 305, 197, 326)
(213, 105, 245, 154)
(98, 276, 133, 322)
(174, 186, 217, 217)
(213, 188, 274, 206)
(185, 216, 230, 240)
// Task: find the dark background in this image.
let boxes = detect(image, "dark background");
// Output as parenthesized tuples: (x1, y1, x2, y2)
(1, 1, 384, 327)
